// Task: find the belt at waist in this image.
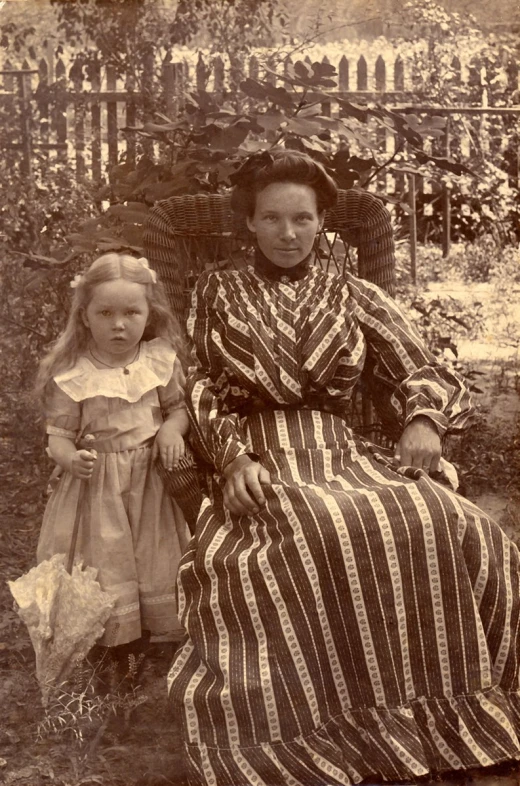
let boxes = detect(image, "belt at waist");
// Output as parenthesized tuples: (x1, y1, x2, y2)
(237, 397, 352, 421)
(78, 406, 163, 453)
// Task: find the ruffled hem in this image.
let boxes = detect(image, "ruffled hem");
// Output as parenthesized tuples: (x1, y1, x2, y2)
(53, 338, 177, 403)
(182, 687, 520, 786)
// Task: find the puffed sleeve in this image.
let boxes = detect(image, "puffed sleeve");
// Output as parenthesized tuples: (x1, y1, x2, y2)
(44, 379, 81, 439)
(185, 272, 249, 472)
(157, 356, 187, 417)
(348, 274, 475, 437)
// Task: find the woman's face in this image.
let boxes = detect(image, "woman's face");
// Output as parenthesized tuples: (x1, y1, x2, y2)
(246, 182, 323, 268)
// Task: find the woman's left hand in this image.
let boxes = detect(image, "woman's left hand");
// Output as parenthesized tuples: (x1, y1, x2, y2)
(154, 420, 186, 470)
(394, 415, 441, 473)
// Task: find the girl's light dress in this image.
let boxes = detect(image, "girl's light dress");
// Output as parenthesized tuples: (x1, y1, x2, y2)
(38, 337, 189, 647)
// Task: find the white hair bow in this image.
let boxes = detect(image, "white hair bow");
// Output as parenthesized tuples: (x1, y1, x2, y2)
(137, 257, 157, 284)
(70, 273, 84, 288)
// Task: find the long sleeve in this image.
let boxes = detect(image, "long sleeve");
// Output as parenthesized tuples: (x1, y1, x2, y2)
(186, 272, 250, 473)
(348, 275, 475, 438)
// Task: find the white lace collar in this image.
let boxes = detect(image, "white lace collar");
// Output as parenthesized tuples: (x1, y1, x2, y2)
(54, 338, 177, 403)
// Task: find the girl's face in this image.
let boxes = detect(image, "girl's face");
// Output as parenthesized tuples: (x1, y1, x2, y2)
(82, 279, 150, 362)
(246, 182, 323, 268)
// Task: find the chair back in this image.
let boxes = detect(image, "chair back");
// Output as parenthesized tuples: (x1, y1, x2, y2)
(143, 189, 396, 318)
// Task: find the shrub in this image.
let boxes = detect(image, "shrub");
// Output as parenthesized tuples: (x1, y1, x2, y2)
(0, 163, 95, 468)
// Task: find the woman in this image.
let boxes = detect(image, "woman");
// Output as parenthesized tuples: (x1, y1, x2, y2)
(168, 150, 520, 785)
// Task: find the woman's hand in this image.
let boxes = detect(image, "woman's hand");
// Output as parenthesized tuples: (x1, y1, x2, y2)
(155, 420, 186, 470)
(395, 415, 441, 473)
(222, 455, 271, 516)
(70, 449, 97, 480)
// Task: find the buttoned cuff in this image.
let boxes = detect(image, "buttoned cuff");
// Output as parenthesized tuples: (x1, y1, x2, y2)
(404, 409, 449, 437)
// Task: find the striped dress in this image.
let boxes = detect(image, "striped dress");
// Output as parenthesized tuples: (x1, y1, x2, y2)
(168, 264, 520, 785)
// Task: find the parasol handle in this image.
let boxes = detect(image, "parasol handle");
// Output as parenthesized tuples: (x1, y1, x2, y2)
(66, 479, 86, 575)
(66, 435, 97, 575)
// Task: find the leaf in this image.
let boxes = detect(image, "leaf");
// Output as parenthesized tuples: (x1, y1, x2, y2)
(285, 116, 323, 137)
(240, 78, 267, 100)
(311, 115, 353, 135)
(97, 241, 130, 252)
(143, 180, 191, 202)
(293, 61, 311, 80)
(125, 201, 150, 213)
(185, 90, 221, 114)
(120, 224, 144, 247)
(79, 217, 103, 232)
(66, 233, 98, 251)
(207, 123, 250, 151)
(336, 98, 369, 123)
(256, 110, 287, 132)
(140, 121, 179, 134)
(238, 139, 270, 153)
(105, 205, 148, 224)
(415, 151, 476, 176)
(215, 161, 240, 184)
(24, 272, 49, 291)
(403, 113, 447, 139)
(311, 61, 338, 79)
(347, 155, 377, 173)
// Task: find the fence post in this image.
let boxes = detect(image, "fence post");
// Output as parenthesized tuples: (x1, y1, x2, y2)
(442, 116, 451, 258)
(90, 61, 102, 183)
(338, 56, 349, 91)
(106, 65, 118, 168)
(375, 55, 386, 92)
(38, 57, 50, 162)
(71, 58, 85, 178)
(163, 62, 176, 119)
(408, 172, 417, 284)
(54, 57, 67, 164)
(357, 56, 368, 91)
(125, 69, 137, 169)
(394, 56, 404, 91)
(18, 68, 33, 176)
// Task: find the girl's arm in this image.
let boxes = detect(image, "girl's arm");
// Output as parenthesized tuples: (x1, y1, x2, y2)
(43, 379, 96, 478)
(156, 356, 190, 470)
(47, 435, 97, 479)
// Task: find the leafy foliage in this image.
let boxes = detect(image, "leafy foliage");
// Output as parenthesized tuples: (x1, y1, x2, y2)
(63, 55, 468, 258)
(0, 163, 94, 465)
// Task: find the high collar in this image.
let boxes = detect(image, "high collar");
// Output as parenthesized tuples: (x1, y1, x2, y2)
(253, 248, 313, 282)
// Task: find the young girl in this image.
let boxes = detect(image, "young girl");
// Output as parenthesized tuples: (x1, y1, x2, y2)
(36, 253, 190, 656)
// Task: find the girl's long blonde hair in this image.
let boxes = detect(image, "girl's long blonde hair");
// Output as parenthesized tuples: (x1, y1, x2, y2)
(35, 253, 187, 401)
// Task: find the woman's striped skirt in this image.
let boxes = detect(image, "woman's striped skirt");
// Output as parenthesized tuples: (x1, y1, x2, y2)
(168, 409, 520, 786)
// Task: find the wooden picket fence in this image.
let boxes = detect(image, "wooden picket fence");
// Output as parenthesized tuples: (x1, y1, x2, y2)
(1, 50, 519, 263)
(2, 48, 519, 183)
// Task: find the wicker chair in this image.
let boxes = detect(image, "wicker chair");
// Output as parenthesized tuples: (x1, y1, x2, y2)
(143, 188, 396, 317)
(143, 188, 398, 526)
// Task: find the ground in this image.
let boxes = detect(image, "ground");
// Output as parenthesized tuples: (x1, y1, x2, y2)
(1, 267, 519, 786)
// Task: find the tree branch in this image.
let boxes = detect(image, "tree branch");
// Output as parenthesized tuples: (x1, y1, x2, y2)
(365, 142, 405, 186)
(0, 315, 47, 339)
(6, 249, 80, 267)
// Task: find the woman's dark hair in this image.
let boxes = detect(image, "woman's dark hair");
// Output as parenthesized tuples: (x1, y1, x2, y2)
(230, 149, 338, 218)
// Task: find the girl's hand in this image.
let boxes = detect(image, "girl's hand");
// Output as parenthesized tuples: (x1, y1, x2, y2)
(155, 420, 185, 470)
(222, 455, 271, 516)
(394, 415, 441, 473)
(70, 449, 97, 480)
